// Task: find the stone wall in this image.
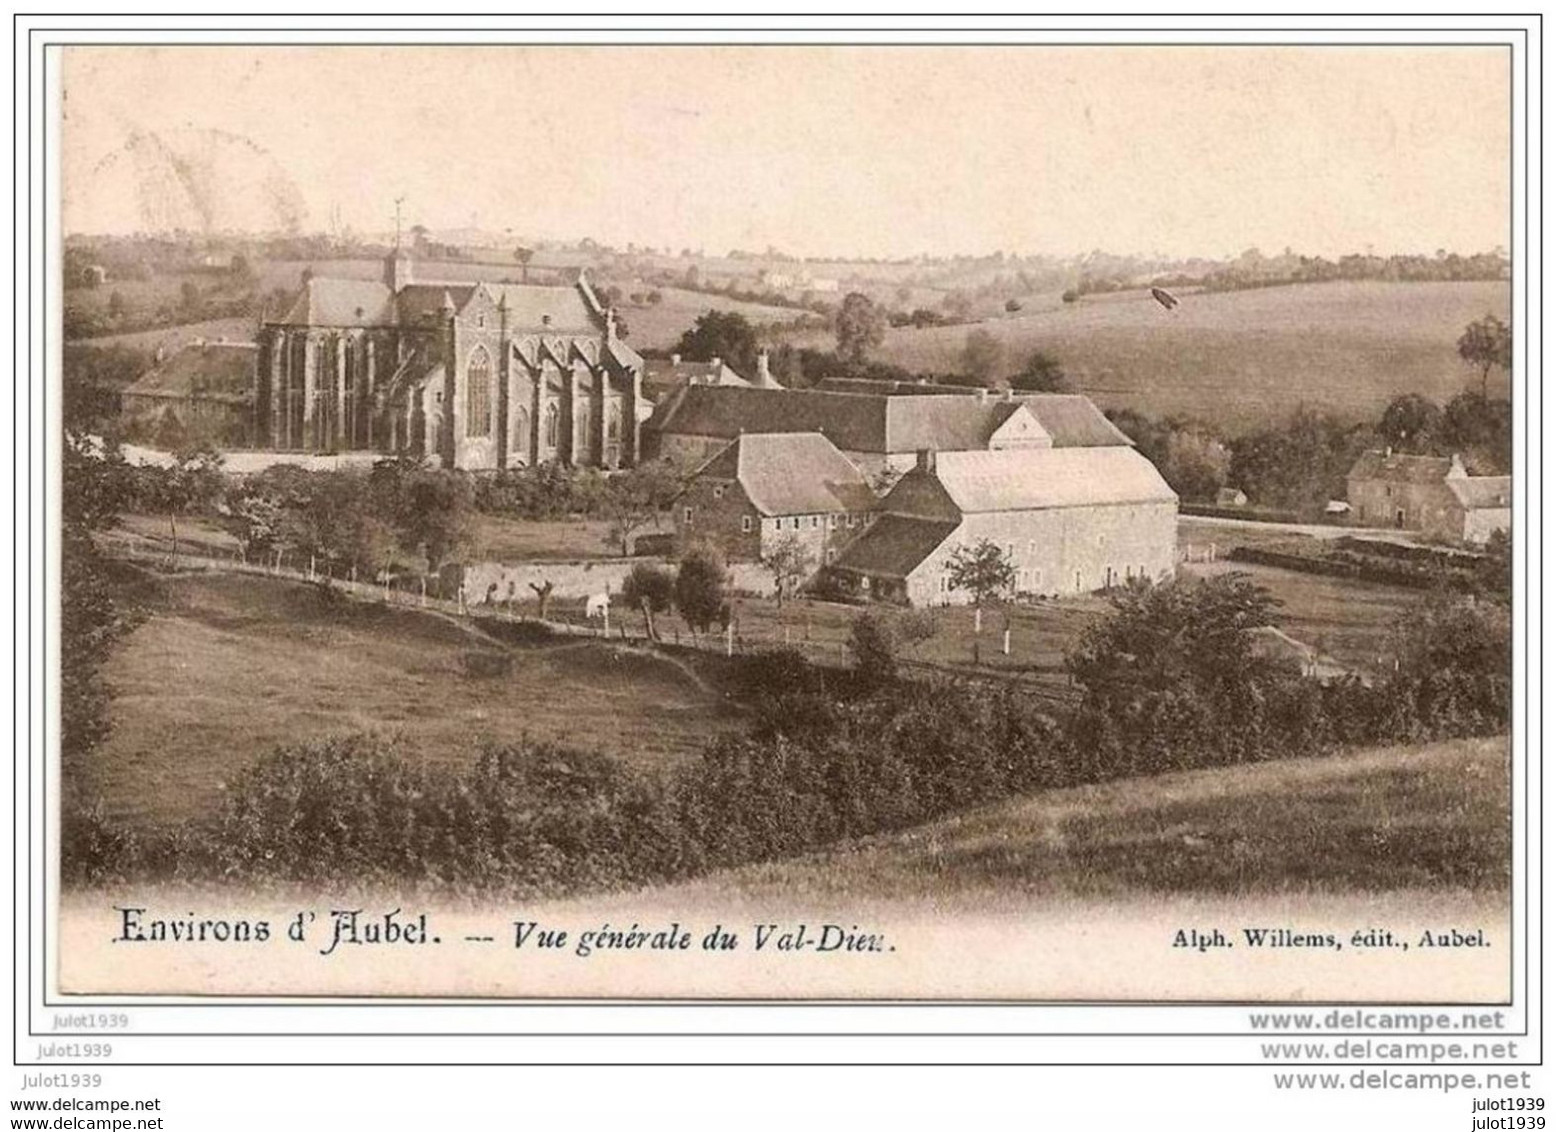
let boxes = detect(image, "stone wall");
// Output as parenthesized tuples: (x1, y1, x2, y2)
(457, 557, 655, 606)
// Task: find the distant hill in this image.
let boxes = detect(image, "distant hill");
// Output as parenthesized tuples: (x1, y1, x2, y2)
(786, 280, 1512, 431)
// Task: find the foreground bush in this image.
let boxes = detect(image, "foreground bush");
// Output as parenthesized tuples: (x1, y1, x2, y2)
(63, 577, 1510, 896)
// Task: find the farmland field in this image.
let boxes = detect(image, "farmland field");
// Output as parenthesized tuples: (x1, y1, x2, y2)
(786, 280, 1511, 431)
(86, 570, 746, 828)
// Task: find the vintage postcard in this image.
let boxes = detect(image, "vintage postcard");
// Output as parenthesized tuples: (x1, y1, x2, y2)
(51, 42, 1515, 1002)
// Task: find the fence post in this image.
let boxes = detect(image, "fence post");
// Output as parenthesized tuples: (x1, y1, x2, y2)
(420, 578, 427, 607)
(725, 619, 733, 657)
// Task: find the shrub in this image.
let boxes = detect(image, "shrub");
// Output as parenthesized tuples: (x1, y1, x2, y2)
(848, 609, 899, 687)
(675, 547, 726, 634)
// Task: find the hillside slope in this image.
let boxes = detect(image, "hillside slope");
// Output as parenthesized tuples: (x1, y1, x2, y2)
(631, 736, 1509, 909)
(790, 280, 1510, 431)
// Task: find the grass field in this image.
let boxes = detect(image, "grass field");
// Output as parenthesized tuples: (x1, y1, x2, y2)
(787, 280, 1511, 431)
(107, 508, 1420, 684)
(648, 736, 1508, 905)
(70, 316, 260, 355)
(88, 571, 746, 828)
(110, 511, 631, 569)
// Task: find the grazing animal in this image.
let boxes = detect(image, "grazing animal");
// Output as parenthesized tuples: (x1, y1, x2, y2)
(585, 592, 611, 619)
(1150, 286, 1180, 311)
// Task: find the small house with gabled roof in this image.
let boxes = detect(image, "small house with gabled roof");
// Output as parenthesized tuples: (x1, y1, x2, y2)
(1346, 449, 1511, 544)
(674, 432, 878, 569)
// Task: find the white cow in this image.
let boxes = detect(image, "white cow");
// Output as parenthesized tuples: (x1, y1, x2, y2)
(585, 592, 611, 619)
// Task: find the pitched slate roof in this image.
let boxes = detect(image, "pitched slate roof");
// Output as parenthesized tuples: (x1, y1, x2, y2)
(1446, 476, 1512, 510)
(1348, 450, 1456, 484)
(123, 342, 257, 404)
(271, 271, 603, 336)
(923, 447, 1178, 513)
(647, 386, 892, 452)
(395, 283, 476, 326)
(831, 515, 960, 580)
(646, 385, 1131, 454)
(1016, 395, 1134, 447)
(813, 377, 983, 397)
(482, 282, 599, 333)
(642, 358, 751, 400)
(692, 432, 876, 516)
(276, 277, 396, 327)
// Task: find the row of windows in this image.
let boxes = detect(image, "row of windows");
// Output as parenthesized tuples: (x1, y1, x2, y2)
(682, 508, 874, 532)
(936, 563, 1154, 593)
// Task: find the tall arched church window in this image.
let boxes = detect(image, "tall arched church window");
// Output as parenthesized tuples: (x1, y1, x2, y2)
(512, 406, 530, 456)
(544, 403, 560, 450)
(466, 347, 492, 438)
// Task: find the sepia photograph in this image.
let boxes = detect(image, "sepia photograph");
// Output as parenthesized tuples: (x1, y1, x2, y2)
(51, 42, 1515, 1002)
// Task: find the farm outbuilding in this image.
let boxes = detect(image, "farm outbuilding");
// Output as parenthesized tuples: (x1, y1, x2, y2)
(831, 445, 1178, 606)
(1346, 449, 1510, 545)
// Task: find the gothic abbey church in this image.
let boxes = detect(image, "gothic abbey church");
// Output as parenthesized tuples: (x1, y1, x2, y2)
(255, 249, 647, 470)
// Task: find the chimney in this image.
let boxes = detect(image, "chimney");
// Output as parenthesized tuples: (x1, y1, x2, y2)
(757, 348, 772, 386)
(711, 355, 722, 370)
(1448, 453, 1468, 478)
(916, 448, 936, 473)
(604, 307, 618, 342)
(671, 353, 681, 366)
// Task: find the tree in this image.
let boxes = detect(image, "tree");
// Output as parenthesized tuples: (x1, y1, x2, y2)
(621, 563, 675, 641)
(178, 279, 202, 314)
(834, 291, 887, 363)
(394, 469, 475, 575)
(760, 533, 813, 606)
(674, 547, 726, 636)
(958, 328, 1006, 387)
(60, 432, 144, 771)
(848, 608, 899, 687)
(1228, 406, 1368, 514)
(946, 539, 1015, 659)
(513, 245, 534, 282)
(1010, 350, 1071, 393)
(1457, 314, 1511, 397)
(106, 290, 128, 323)
(160, 443, 226, 559)
(600, 472, 656, 557)
(1442, 392, 1512, 474)
(673, 310, 759, 377)
(1065, 573, 1287, 772)
(1377, 393, 1444, 452)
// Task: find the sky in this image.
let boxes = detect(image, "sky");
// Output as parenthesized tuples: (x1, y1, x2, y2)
(60, 45, 1511, 260)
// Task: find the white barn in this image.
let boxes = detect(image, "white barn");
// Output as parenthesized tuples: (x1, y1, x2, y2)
(832, 446, 1178, 605)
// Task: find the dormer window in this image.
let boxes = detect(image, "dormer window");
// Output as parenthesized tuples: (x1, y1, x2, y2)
(712, 485, 724, 500)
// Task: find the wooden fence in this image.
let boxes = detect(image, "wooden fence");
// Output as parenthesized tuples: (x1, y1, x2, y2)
(106, 544, 1081, 708)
